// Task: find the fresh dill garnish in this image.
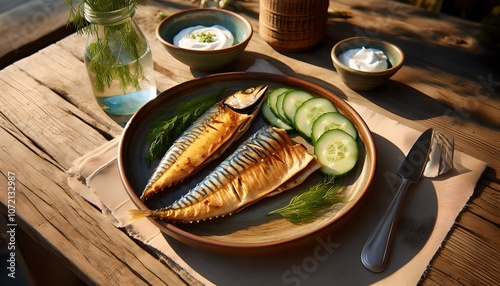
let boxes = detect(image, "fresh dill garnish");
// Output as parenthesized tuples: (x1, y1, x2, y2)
(144, 89, 224, 167)
(188, 31, 216, 43)
(268, 176, 346, 224)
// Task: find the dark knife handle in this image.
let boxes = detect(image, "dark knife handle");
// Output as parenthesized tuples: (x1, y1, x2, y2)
(361, 177, 411, 272)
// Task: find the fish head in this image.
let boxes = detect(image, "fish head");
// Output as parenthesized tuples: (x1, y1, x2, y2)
(224, 85, 268, 113)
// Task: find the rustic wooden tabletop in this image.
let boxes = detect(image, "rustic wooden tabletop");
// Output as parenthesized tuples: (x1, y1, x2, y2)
(0, 0, 498, 285)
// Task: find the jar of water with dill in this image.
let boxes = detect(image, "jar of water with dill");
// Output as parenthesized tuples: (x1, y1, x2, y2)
(82, 2, 156, 125)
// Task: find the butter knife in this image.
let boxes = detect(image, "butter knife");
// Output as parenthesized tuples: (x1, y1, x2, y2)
(361, 128, 433, 273)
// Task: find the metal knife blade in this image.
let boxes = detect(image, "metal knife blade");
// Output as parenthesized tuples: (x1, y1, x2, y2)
(398, 128, 434, 182)
(361, 128, 433, 273)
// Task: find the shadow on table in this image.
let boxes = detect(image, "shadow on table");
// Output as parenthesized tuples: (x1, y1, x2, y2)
(246, 40, 460, 123)
(190, 51, 349, 102)
(357, 80, 453, 121)
(162, 133, 439, 286)
(191, 49, 462, 124)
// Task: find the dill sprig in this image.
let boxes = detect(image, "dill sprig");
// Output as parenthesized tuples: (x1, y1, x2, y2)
(63, 0, 148, 93)
(268, 176, 346, 224)
(85, 22, 146, 92)
(144, 89, 224, 167)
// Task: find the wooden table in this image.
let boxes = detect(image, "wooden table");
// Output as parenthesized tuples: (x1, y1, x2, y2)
(0, 0, 74, 69)
(0, 0, 498, 285)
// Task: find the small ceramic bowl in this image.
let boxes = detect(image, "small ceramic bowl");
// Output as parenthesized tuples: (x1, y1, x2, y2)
(331, 37, 404, 91)
(156, 8, 253, 71)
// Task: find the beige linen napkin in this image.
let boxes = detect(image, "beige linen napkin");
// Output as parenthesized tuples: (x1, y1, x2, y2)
(68, 63, 486, 285)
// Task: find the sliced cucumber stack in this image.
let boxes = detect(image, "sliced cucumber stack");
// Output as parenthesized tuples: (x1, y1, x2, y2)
(267, 87, 289, 120)
(311, 112, 358, 143)
(276, 90, 293, 125)
(293, 97, 338, 140)
(267, 88, 293, 125)
(314, 129, 359, 176)
(282, 90, 314, 123)
(261, 87, 359, 176)
(261, 100, 294, 131)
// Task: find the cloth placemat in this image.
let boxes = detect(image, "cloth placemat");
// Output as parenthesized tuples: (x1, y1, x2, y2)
(68, 63, 486, 285)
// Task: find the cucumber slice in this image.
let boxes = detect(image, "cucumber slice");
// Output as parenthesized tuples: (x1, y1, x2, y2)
(282, 90, 314, 123)
(276, 90, 293, 125)
(311, 112, 358, 143)
(314, 129, 359, 176)
(293, 97, 338, 140)
(267, 88, 290, 120)
(261, 101, 294, 131)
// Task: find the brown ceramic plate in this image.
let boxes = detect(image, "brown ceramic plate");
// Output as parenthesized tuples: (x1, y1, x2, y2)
(118, 72, 376, 254)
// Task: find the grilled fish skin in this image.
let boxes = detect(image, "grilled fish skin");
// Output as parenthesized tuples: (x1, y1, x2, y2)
(130, 126, 320, 223)
(140, 85, 268, 201)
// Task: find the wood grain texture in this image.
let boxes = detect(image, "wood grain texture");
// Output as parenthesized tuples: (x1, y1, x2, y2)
(0, 130, 189, 285)
(425, 225, 499, 286)
(0, 65, 191, 285)
(0, 0, 498, 285)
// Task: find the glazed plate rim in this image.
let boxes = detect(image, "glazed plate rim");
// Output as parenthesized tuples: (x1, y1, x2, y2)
(118, 72, 377, 254)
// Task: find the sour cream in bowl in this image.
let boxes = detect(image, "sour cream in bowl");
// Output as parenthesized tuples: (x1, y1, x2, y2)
(156, 8, 253, 71)
(338, 47, 389, 72)
(174, 25, 235, 50)
(331, 37, 404, 91)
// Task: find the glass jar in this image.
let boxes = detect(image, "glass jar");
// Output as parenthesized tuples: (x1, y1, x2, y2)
(83, 4, 156, 126)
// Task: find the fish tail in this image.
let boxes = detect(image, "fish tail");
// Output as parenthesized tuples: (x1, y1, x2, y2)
(128, 209, 152, 224)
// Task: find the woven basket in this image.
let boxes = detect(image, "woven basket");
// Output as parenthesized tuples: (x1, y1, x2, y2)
(259, 0, 329, 52)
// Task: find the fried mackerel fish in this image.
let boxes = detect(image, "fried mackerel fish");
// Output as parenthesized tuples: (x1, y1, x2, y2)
(140, 85, 268, 201)
(130, 126, 320, 223)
